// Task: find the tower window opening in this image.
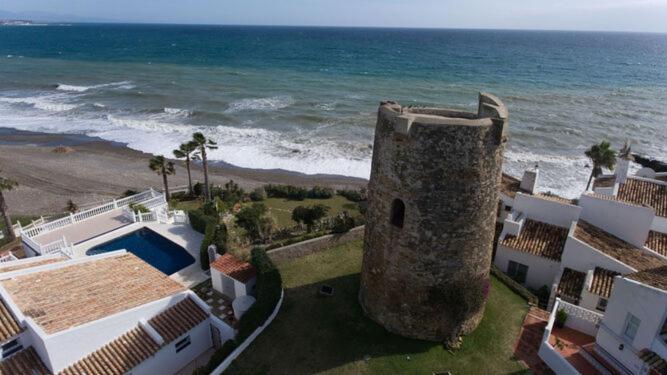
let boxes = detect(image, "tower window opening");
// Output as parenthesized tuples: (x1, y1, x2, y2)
(390, 199, 405, 228)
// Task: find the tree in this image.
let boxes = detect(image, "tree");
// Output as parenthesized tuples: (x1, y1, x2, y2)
(291, 204, 330, 232)
(236, 203, 269, 241)
(192, 132, 218, 202)
(173, 141, 200, 196)
(585, 141, 617, 191)
(149, 155, 176, 200)
(0, 171, 18, 241)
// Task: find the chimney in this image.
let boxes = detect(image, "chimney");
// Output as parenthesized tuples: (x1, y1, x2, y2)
(616, 141, 633, 184)
(520, 164, 540, 194)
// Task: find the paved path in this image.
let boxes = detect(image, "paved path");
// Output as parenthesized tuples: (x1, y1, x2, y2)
(513, 307, 554, 375)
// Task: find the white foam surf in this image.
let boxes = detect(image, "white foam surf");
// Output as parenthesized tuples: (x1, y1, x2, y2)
(0, 96, 79, 112)
(56, 81, 134, 92)
(225, 96, 294, 113)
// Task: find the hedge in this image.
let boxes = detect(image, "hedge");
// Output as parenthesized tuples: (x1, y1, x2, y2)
(337, 188, 366, 202)
(187, 209, 217, 234)
(490, 265, 538, 305)
(264, 184, 334, 201)
(199, 222, 228, 270)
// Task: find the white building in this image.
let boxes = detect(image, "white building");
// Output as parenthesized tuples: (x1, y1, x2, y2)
(0, 251, 233, 375)
(211, 253, 257, 300)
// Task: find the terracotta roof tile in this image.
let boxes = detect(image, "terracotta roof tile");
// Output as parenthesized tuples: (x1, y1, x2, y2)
(148, 297, 208, 343)
(0, 346, 50, 375)
(1, 253, 185, 334)
(639, 349, 667, 373)
(501, 219, 568, 261)
(59, 297, 208, 375)
(617, 178, 667, 217)
(626, 266, 667, 291)
(647, 231, 667, 257)
(589, 267, 620, 298)
(0, 256, 65, 273)
(574, 220, 666, 271)
(0, 299, 21, 344)
(211, 254, 257, 282)
(535, 193, 575, 205)
(556, 268, 586, 304)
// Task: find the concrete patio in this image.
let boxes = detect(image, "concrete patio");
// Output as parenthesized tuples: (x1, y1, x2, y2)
(34, 209, 132, 245)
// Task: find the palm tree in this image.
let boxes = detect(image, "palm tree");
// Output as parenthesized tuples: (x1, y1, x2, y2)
(173, 141, 200, 195)
(192, 132, 218, 202)
(0, 172, 18, 241)
(585, 141, 617, 191)
(149, 155, 176, 200)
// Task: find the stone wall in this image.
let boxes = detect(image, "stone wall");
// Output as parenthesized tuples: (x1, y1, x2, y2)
(266, 226, 364, 263)
(359, 93, 509, 344)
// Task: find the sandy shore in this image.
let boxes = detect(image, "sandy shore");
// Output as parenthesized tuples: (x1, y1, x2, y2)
(0, 128, 368, 215)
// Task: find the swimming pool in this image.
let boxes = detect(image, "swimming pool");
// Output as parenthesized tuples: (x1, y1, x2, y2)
(86, 227, 195, 275)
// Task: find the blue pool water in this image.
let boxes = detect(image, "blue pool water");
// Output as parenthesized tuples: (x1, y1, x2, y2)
(87, 227, 195, 275)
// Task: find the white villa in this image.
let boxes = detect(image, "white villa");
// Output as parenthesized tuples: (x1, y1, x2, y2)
(0, 189, 239, 374)
(496, 155, 667, 374)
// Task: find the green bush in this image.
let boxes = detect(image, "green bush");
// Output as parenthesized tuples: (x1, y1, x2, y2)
(128, 203, 149, 214)
(250, 187, 267, 201)
(120, 189, 139, 198)
(307, 186, 334, 199)
(192, 340, 238, 375)
(199, 223, 228, 270)
(555, 308, 568, 328)
(264, 184, 308, 200)
(188, 209, 217, 234)
(192, 182, 204, 197)
(337, 188, 367, 202)
(291, 204, 329, 232)
(331, 211, 356, 233)
(236, 248, 283, 342)
(236, 203, 269, 240)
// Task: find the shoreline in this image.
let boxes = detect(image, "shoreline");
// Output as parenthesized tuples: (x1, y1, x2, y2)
(0, 128, 368, 215)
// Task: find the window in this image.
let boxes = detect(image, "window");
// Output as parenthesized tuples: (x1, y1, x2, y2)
(623, 313, 641, 341)
(175, 336, 191, 353)
(390, 199, 405, 228)
(596, 298, 608, 312)
(1, 339, 23, 359)
(507, 261, 528, 284)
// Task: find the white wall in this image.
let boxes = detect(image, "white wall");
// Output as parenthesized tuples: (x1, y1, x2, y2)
(211, 268, 223, 295)
(130, 318, 212, 375)
(42, 293, 188, 373)
(513, 193, 581, 228)
(597, 277, 667, 374)
(494, 244, 561, 290)
(560, 236, 635, 275)
(653, 216, 667, 233)
(579, 194, 654, 247)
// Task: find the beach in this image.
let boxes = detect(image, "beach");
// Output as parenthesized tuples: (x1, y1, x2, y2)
(0, 128, 367, 215)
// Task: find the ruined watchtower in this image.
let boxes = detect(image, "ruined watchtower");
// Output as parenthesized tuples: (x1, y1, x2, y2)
(359, 93, 509, 344)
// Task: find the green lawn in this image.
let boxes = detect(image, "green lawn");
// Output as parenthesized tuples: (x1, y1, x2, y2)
(249, 196, 361, 229)
(229, 240, 530, 374)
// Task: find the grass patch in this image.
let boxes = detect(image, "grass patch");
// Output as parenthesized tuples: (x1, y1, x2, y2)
(229, 240, 529, 374)
(256, 196, 361, 229)
(170, 198, 202, 213)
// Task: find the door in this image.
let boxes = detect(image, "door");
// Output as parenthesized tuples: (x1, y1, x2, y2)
(221, 275, 236, 299)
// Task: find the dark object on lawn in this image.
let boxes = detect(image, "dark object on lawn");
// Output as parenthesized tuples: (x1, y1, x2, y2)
(433, 372, 452, 375)
(319, 285, 334, 297)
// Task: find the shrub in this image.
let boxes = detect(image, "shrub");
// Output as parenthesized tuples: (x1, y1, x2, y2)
(199, 223, 228, 270)
(337, 188, 367, 202)
(264, 184, 308, 201)
(236, 203, 270, 241)
(236, 248, 283, 342)
(222, 180, 245, 205)
(331, 211, 356, 233)
(120, 189, 139, 198)
(193, 182, 204, 197)
(555, 308, 568, 328)
(249, 187, 267, 201)
(291, 204, 329, 232)
(188, 209, 217, 234)
(128, 203, 149, 214)
(307, 186, 334, 199)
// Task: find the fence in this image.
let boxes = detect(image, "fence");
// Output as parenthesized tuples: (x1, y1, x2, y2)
(538, 298, 582, 374)
(557, 299, 603, 337)
(0, 252, 18, 263)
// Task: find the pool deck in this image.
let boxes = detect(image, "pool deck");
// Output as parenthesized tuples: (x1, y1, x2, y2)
(34, 209, 132, 245)
(73, 221, 208, 288)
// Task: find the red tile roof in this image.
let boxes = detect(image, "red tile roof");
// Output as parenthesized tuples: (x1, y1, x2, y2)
(556, 268, 586, 304)
(0, 299, 21, 343)
(501, 173, 522, 198)
(626, 266, 667, 292)
(589, 267, 620, 298)
(501, 219, 568, 261)
(60, 297, 208, 375)
(0, 347, 50, 375)
(211, 254, 257, 282)
(647, 231, 667, 257)
(617, 178, 667, 217)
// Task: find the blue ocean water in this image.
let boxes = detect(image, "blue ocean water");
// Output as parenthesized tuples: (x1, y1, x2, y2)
(0, 24, 666, 197)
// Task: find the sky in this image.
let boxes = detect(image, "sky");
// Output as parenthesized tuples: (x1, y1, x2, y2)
(1, 0, 667, 33)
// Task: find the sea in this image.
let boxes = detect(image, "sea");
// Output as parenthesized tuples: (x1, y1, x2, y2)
(0, 24, 666, 197)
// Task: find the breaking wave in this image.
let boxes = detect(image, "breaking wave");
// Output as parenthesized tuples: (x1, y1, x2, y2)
(56, 81, 134, 92)
(225, 96, 294, 113)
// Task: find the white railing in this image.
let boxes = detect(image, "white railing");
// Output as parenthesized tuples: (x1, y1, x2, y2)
(0, 252, 18, 263)
(142, 195, 167, 210)
(171, 210, 189, 224)
(20, 189, 162, 240)
(538, 298, 582, 375)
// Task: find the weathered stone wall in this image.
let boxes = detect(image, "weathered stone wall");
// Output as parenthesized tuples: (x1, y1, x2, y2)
(266, 226, 364, 263)
(359, 93, 508, 343)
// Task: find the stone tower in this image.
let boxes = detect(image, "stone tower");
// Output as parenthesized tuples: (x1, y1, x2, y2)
(359, 93, 509, 344)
